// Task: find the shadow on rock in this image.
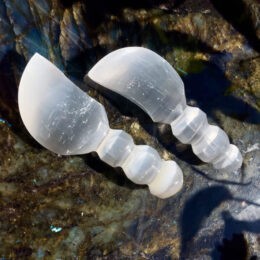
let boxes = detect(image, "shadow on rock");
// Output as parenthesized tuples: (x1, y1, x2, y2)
(183, 58, 260, 124)
(0, 50, 44, 148)
(221, 211, 260, 240)
(210, 0, 260, 53)
(191, 166, 252, 186)
(179, 185, 260, 259)
(0, 50, 24, 126)
(82, 152, 144, 190)
(211, 211, 260, 260)
(60, 0, 80, 8)
(217, 233, 249, 260)
(179, 186, 233, 258)
(83, 0, 174, 27)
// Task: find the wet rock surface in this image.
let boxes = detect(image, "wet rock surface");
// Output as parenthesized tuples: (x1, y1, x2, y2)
(0, 0, 259, 259)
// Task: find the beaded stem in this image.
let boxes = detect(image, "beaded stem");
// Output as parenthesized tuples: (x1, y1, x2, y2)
(97, 129, 183, 198)
(170, 106, 242, 172)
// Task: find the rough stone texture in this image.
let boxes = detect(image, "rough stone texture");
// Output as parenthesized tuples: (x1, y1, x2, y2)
(0, 0, 259, 259)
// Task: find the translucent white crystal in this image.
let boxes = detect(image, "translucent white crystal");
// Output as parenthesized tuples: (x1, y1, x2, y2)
(88, 47, 186, 124)
(213, 144, 243, 172)
(18, 53, 109, 155)
(18, 53, 184, 199)
(172, 106, 242, 170)
(171, 106, 207, 144)
(192, 125, 230, 163)
(88, 47, 243, 172)
(122, 145, 162, 185)
(97, 129, 134, 167)
(148, 161, 183, 199)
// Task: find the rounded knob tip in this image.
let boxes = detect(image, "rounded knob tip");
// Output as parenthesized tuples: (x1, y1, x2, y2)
(148, 161, 183, 199)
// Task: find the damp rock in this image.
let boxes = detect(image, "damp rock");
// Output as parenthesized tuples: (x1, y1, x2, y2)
(0, 0, 259, 258)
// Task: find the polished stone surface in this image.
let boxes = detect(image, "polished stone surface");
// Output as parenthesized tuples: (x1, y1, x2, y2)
(0, 0, 259, 259)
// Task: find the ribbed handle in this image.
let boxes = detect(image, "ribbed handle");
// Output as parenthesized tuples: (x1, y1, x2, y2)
(96, 129, 183, 198)
(170, 106, 243, 172)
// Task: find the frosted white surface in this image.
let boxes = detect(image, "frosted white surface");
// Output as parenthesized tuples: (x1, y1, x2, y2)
(88, 47, 243, 173)
(97, 129, 134, 167)
(213, 144, 243, 172)
(192, 125, 229, 162)
(18, 53, 109, 155)
(122, 145, 162, 185)
(172, 106, 242, 171)
(148, 161, 183, 199)
(88, 47, 186, 124)
(171, 106, 207, 144)
(18, 53, 184, 199)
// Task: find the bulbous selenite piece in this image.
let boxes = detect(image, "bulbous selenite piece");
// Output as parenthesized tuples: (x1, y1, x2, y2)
(88, 47, 186, 124)
(19, 53, 109, 155)
(18, 53, 183, 199)
(88, 47, 243, 173)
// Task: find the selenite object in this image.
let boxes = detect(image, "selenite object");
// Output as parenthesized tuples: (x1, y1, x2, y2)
(18, 53, 183, 199)
(88, 47, 243, 173)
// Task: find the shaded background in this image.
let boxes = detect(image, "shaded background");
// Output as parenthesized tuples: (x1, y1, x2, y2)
(0, 0, 259, 259)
